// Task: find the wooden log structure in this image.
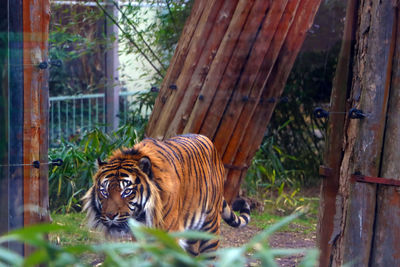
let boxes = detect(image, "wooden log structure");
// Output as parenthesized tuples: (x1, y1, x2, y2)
(316, 0, 358, 265)
(317, 0, 400, 266)
(0, 0, 50, 255)
(146, 0, 322, 203)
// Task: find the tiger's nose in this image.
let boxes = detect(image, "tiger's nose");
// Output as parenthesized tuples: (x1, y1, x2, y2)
(106, 213, 117, 220)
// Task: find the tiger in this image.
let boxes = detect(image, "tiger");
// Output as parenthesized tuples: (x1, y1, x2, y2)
(82, 134, 250, 255)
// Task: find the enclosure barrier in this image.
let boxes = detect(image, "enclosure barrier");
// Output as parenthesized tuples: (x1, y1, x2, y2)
(49, 91, 136, 142)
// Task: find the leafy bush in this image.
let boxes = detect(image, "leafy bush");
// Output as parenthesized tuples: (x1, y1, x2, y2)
(267, 46, 339, 187)
(0, 213, 318, 267)
(49, 123, 145, 213)
(244, 123, 304, 209)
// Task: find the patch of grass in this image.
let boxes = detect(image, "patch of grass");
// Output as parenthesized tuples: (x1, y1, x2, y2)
(50, 196, 319, 247)
(251, 197, 319, 235)
(50, 212, 104, 246)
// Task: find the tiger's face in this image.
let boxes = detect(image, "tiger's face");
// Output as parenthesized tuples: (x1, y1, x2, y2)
(90, 156, 153, 238)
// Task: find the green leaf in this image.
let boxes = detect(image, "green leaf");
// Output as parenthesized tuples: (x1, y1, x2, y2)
(0, 246, 24, 266)
(23, 249, 51, 267)
(298, 249, 320, 267)
(170, 230, 216, 241)
(215, 247, 246, 267)
(0, 224, 67, 244)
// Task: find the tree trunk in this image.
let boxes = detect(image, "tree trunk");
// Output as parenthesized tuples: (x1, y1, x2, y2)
(318, 1, 400, 266)
(146, 0, 321, 203)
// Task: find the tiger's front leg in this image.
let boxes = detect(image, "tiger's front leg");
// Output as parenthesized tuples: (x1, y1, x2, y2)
(181, 239, 200, 256)
(196, 213, 221, 255)
(180, 238, 220, 256)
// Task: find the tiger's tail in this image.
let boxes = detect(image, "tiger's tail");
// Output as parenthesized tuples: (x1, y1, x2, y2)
(221, 198, 250, 228)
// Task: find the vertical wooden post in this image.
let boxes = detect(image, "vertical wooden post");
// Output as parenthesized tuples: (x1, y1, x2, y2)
(146, 0, 322, 203)
(23, 0, 51, 256)
(105, 0, 120, 132)
(321, 1, 398, 266)
(316, 0, 358, 266)
(369, 5, 400, 266)
(0, 0, 50, 255)
(23, 0, 51, 225)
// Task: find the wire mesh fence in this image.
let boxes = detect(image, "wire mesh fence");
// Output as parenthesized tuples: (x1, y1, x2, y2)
(49, 91, 136, 142)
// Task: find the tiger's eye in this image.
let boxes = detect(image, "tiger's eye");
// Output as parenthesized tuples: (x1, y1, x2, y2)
(122, 189, 132, 198)
(100, 189, 108, 198)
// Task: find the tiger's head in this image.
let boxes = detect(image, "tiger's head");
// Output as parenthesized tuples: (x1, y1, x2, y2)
(83, 151, 161, 239)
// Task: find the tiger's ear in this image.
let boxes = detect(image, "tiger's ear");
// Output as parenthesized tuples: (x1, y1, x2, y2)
(97, 158, 107, 167)
(138, 157, 152, 178)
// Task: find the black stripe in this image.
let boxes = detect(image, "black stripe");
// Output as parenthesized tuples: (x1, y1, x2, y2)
(241, 208, 250, 214)
(186, 248, 199, 256)
(202, 218, 217, 232)
(199, 241, 219, 253)
(140, 184, 144, 196)
(199, 239, 208, 248)
(153, 180, 162, 191)
(242, 215, 249, 224)
(163, 199, 173, 219)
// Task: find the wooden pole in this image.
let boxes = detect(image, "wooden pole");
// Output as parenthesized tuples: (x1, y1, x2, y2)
(325, 1, 397, 265)
(0, 0, 49, 254)
(316, 0, 358, 266)
(147, 0, 239, 139)
(369, 5, 400, 266)
(222, 0, 321, 203)
(22, 0, 51, 256)
(146, 0, 322, 203)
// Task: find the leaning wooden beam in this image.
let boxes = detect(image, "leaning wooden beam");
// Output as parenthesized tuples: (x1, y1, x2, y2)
(208, 0, 291, 155)
(146, 0, 322, 203)
(182, 0, 271, 138)
(147, 0, 206, 130)
(221, 0, 301, 203)
(147, 0, 238, 137)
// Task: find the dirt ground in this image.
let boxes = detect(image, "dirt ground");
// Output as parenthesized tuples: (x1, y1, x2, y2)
(220, 221, 316, 266)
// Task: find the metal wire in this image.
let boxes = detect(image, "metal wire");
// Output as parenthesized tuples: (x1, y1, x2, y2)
(0, 159, 63, 168)
(314, 107, 368, 119)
